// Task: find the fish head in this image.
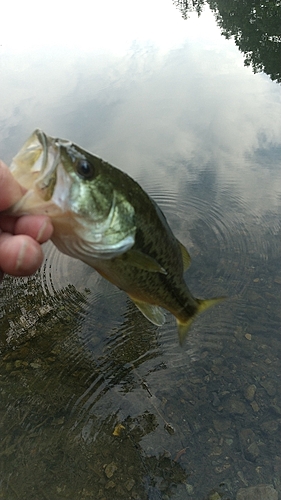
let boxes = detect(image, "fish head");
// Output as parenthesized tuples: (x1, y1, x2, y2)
(9, 130, 136, 260)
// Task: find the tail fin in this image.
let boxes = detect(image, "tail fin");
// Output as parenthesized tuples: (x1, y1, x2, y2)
(176, 297, 225, 346)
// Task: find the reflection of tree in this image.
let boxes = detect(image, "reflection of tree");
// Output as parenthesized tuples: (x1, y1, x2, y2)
(172, 0, 205, 18)
(173, 0, 281, 83)
(209, 0, 281, 83)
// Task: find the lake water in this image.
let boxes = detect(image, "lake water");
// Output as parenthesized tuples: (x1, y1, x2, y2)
(0, 1, 280, 499)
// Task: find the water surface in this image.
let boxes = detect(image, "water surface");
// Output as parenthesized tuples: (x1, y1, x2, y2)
(0, 1, 280, 499)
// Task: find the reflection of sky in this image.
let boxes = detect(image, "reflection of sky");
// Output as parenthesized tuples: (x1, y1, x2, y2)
(1, 0, 204, 53)
(1, 0, 280, 216)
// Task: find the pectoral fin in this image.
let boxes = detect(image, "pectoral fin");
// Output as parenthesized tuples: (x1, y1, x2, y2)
(121, 249, 167, 274)
(129, 296, 166, 326)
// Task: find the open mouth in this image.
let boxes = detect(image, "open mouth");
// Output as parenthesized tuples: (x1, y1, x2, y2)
(8, 130, 48, 193)
(8, 131, 67, 216)
(34, 129, 48, 172)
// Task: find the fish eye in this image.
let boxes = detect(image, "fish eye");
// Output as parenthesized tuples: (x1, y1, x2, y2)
(76, 159, 95, 180)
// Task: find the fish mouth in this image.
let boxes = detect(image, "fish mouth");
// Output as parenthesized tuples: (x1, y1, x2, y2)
(35, 129, 48, 170)
(34, 130, 61, 200)
(8, 129, 70, 216)
(35, 130, 75, 201)
(9, 129, 47, 190)
(8, 129, 56, 193)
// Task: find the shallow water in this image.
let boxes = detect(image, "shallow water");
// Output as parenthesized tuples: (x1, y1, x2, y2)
(1, 1, 281, 499)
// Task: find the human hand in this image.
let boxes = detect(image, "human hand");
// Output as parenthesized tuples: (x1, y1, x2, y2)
(0, 160, 53, 281)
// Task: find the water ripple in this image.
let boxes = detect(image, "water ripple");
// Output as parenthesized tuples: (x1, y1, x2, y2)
(32, 174, 281, 427)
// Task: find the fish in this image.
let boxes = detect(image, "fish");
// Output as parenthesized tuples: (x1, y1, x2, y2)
(8, 129, 224, 345)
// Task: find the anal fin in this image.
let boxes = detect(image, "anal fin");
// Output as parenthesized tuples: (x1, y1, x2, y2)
(129, 295, 165, 326)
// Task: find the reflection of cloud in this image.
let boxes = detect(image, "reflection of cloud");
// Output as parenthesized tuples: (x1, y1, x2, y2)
(93, 42, 280, 214)
(1, 0, 187, 54)
(1, 6, 280, 216)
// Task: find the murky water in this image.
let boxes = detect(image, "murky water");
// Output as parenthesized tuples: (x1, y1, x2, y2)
(1, 1, 281, 499)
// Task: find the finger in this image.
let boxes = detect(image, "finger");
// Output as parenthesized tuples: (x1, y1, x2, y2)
(0, 233, 44, 276)
(0, 215, 53, 243)
(0, 215, 17, 233)
(0, 160, 25, 211)
(14, 215, 53, 243)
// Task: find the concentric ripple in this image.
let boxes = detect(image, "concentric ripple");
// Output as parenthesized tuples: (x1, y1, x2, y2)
(33, 168, 281, 422)
(143, 170, 281, 365)
(40, 241, 99, 296)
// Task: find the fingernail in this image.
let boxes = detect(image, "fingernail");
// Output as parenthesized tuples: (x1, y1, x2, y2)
(16, 240, 28, 272)
(36, 220, 48, 242)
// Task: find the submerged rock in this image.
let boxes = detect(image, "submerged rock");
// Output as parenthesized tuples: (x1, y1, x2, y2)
(236, 484, 278, 500)
(239, 428, 260, 462)
(244, 384, 256, 402)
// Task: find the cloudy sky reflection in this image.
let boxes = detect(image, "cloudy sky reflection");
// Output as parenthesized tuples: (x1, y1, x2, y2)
(1, 0, 280, 218)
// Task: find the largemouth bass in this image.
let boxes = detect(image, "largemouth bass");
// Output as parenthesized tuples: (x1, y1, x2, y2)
(8, 130, 224, 344)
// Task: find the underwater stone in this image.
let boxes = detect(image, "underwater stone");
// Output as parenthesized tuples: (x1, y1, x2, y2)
(244, 384, 256, 402)
(236, 484, 278, 500)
